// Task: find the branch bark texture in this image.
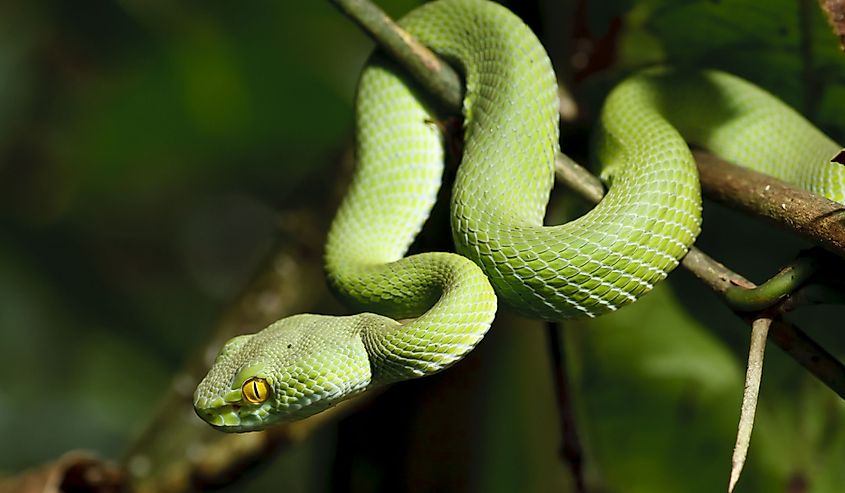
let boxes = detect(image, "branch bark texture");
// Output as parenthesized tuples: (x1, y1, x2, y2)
(695, 151, 845, 259)
(330, 0, 464, 110)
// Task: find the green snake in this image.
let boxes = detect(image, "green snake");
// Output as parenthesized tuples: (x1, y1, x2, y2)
(194, 0, 845, 431)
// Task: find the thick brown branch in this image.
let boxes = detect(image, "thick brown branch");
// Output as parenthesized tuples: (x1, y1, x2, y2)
(695, 151, 845, 259)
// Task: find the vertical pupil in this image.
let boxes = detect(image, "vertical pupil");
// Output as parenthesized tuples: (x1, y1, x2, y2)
(243, 378, 268, 403)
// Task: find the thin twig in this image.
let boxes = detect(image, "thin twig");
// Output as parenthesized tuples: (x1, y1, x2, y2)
(728, 316, 771, 493)
(554, 153, 604, 203)
(545, 322, 586, 493)
(329, 0, 463, 110)
(680, 247, 753, 293)
(724, 253, 821, 311)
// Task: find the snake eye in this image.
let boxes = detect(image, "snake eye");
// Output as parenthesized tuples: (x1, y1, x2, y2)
(242, 377, 270, 404)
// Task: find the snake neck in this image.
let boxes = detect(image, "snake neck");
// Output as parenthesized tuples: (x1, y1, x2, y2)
(326, 251, 496, 384)
(323, 28, 498, 381)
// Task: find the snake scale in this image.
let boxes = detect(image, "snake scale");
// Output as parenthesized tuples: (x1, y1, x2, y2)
(194, 0, 845, 431)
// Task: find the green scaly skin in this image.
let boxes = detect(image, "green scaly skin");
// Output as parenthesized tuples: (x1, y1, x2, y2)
(194, 0, 845, 432)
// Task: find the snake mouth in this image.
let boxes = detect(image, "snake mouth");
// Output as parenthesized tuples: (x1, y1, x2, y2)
(194, 399, 272, 432)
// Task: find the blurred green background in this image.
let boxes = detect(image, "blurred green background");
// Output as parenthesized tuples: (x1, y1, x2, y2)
(2, 0, 845, 491)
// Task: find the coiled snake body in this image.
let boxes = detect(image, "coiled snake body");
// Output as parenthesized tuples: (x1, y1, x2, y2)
(194, 0, 845, 431)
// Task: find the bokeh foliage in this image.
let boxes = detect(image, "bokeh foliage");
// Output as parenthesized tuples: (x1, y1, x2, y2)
(1, 0, 845, 491)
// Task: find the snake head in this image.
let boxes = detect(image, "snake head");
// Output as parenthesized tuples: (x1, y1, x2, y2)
(193, 314, 373, 432)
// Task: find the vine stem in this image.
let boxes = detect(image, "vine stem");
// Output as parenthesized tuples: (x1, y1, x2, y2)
(545, 322, 586, 493)
(728, 315, 771, 493)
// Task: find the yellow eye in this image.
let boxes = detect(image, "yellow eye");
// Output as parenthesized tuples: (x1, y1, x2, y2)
(242, 377, 270, 404)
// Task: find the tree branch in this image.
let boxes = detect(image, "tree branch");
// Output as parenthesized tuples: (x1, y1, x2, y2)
(329, 0, 463, 110)
(695, 151, 845, 259)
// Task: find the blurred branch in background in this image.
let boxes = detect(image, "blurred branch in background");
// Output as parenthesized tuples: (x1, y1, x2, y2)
(545, 321, 586, 493)
(1, 206, 379, 493)
(0, 453, 123, 493)
(120, 208, 383, 493)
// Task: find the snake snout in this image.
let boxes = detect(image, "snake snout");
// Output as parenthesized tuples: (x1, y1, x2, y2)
(193, 396, 272, 432)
